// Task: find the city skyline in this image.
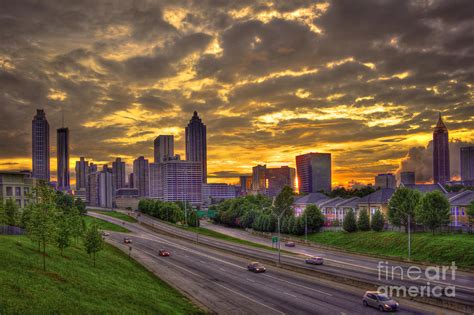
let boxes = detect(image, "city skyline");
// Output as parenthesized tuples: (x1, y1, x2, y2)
(0, 1, 473, 186)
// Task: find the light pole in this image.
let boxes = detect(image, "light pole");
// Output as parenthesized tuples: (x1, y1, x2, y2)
(408, 214, 411, 260)
(305, 213, 308, 243)
(195, 209, 199, 244)
(275, 210, 285, 267)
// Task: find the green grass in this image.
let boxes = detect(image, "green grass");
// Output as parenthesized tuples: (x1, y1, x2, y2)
(306, 231, 474, 268)
(0, 235, 204, 314)
(83, 215, 130, 233)
(90, 210, 138, 223)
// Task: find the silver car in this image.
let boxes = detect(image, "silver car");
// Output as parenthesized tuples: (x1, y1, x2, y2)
(305, 256, 324, 265)
(363, 291, 399, 312)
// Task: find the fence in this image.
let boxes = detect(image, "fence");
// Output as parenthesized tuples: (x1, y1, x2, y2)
(0, 226, 25, 235)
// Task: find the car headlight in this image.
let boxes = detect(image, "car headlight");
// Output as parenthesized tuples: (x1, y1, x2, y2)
(384, 304, 390, 308)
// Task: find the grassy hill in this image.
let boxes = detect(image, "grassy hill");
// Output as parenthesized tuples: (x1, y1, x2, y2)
(307, 231, 474, 268)
(0, 235, 203, 314)
(83, 215, 130, 233)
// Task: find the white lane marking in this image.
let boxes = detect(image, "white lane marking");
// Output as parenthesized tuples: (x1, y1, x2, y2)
(246, 278, 255, 283)
(219, 268, 226, 272)
(134, 245, 285, 315)
(284, 292, 297, 298)
(263, 274, 332, 297)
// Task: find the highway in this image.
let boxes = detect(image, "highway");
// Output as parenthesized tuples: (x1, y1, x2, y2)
(88, 211, 455, 314)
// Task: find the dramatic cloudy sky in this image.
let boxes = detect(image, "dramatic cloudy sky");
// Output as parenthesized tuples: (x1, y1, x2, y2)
(0, 0, 473, 187)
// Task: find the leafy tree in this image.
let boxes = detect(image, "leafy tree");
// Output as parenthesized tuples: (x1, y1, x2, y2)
(357, 209, 370, 231)
(69, 207, 85, 244)
(287, 215, 296, 234)
(4, 199, 19, 226)
(84, 224, 104, 267)
(280, 216, 289, 234)
(343, 209, 357, 233)
(188, 210, 200, 227)
(467, 201, 474, 233)
(388, 187, 421, 233)
(56, 214, 71, 256)
(273, 186, 295, 217)
(416, 191, 450, 234)
(371, 209, 385, 232)
(0, 200, 5, 225)
(303, 205, 325, 232)
(240, 209, 257, 229)
(74, 198, 87, 215)
(56, 192, 75, 214)
(26, 185, 59, 271)
(292, 216, 305, 235)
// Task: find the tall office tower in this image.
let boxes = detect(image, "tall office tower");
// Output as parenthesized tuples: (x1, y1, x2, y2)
(32, 109, 50, 181)
(87, 169, 113, 208)
(112, 157, 126, 190)
(202, 183, 236, 204)
(400, 171, 416, 186)
(149, 163, 162, 199)
(265, 166, 296, 197)
(156, 160, 202, 204)
(374, 173, 396, 189)
(295, 152, 332, 193)
(239, 175, 253, 195)
(89, 163, 98, 174)
(252, 165, 267, 195)
(185, 111, 207, 183)
(128, 173, 134, 188)
(133, 156, 149, 197)
(154, 135, 174, 163)
(461, 146, 474, 186)
(75, 157, 89, 190)
(433, 113, 450, 184)
(57, 127, 70, 191)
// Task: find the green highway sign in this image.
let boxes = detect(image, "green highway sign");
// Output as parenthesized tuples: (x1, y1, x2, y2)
(272, 236, 278, 243)
(196, 210, 206, 218)
(207, 210, 217, 218)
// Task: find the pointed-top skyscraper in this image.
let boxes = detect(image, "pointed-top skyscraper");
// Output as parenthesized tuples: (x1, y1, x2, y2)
(433, 112, 450, 184)
(57, 127, 70, 191)
(32, 109, 50, 181)
(185, 111, 207, 183)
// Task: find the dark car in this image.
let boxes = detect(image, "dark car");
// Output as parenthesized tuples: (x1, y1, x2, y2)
(123, 237, 132, 244)
(305, 256, 324, 265)
(158, 249, 170, 257)
(285, 241, 296, 247)
(102, 232, 110, 237)
(247, 262, 266, 273)
(363, 291, 399, 312)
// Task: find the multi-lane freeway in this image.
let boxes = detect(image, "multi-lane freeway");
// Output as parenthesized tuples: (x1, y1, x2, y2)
(88, 211, 462, 314)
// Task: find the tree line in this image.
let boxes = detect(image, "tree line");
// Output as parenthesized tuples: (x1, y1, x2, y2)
(138, 199, 200, 227)
(0, 184, 104, 270)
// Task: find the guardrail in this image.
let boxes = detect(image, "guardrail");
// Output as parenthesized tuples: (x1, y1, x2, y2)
(0, 226, 24, 235)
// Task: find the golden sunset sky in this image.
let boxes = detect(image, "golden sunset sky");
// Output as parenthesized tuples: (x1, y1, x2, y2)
(0, 0, 473, 187)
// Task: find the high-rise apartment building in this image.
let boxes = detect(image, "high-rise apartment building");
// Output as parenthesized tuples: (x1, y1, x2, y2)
(252, 165, 267, 195)
(265, 166, 296, 197)
(375, 173, 396, 189)
(461, 146, 474, 186)
(133, 156, 149, 197)
(150, 160, 202, 204)
(75, 157, 89, 190)
(202, 183, 236, 204)
(87, 168, 113, 208)
(400, 171, 416, 186)
(32, 109, 50, 181)
(295, 153, 332, 193)
(433, 113, 450, 184)
(185, 111, 207, 183)
(112, 157, 126, 190)
(239, 175, 253, 195)
(154, 135, 174, 163)
(57, 127, 70, 191)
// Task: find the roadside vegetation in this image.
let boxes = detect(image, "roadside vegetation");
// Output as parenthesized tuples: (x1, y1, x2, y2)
(83, 215, 130, 233)
(90, 210, 138, 223)
(0, 235, 203, 314)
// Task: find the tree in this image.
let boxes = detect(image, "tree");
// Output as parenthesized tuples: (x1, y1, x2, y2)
(74, 198, 87, 215)
(357, 209, 370, 231)
(273, 186, 295, 217)
(68, 207, 84, 244)
(467, 201, 474, 233)
(4, 199, 19, 226)
(343, 209, 357, 233)
(56, 214, 71, 256)
(416, 191, 450, 234)
(303, 205, 325, 232)
(84, 224, 104, 267)
(0, 200, 5, 225)
(188, 210, 200, 227)
(371, 209, 385, 232)
(292, 216, 305, 235)
(388, 187, 421, 233)
(26, 185, 58, 271)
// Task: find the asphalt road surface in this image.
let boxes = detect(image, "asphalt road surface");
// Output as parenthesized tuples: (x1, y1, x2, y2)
(89, 211, 457, 315)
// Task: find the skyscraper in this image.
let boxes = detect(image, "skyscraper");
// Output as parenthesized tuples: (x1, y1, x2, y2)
(154, 135, 174, 163)
(112, 157, 126, 190)
(265, 166, 296, 197)
(400, 171, 416, 185)
(75, 157, 89, 190)
(433, 113, 450, 185)
(133, 156, 149, 197)
(57, 127, 70, 191)
(32, 109, 50, 181)
(252, 165, 267, 195)
(185, 111, 207, 183)
(461, 146, 474, 186)
(87, 168, 114, 208)
(296, 153, 332, 193)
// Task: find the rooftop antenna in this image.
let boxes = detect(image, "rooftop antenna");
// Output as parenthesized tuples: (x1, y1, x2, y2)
(61, 106, 65, 128)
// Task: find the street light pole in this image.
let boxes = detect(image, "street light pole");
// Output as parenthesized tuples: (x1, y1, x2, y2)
(408, 214, 411, 260)
(196, 210, 199, 244)
(305, 213, 308, 243)
(277, 215, 281, 267)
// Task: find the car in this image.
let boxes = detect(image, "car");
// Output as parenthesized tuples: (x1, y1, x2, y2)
(102, 232, 110, 237)
(362, 291, 399, 312)
(123, 237, 132, 244)
(305, 256, 324, 265)
(158, 249, 170, 257)
(285, 241, 296, 247)
(247, 262, 266, 273)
